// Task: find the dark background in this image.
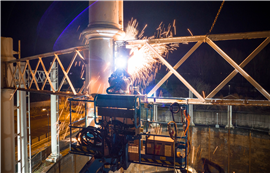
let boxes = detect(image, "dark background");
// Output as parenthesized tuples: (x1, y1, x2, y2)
(1, 1, 270, 100)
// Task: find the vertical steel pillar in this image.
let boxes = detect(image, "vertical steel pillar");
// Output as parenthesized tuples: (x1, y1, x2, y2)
(1, 37, 16, 173)
(82, 0, 123, 126)
(19, 87, 29, 173)
(47, 62, 60, 162)
(189, 90, 195, 126)
(118, 0, 123, 31)
(17, 88, 22, 173)
(225, 105, 234, 128)
(15, 41, 29, 173)
(215, 113, 219, 128)
(153, 92, 158, 133)
(83, 0, 124, 94)
(26, 90, 31, 172)
(153, 91, 158, 122)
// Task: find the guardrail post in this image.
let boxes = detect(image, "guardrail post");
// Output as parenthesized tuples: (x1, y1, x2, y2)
(189, 90, 195, 126)
(215, 113, 219, 128)
(225, 105, 234, 129)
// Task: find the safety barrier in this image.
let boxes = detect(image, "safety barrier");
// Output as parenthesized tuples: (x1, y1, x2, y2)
(46, 152, 89, 173)
(31, 132, 51, 144)
(193, 109, 270, 133)
(31, 147, 51, 171)
(30, 127, 80, 171)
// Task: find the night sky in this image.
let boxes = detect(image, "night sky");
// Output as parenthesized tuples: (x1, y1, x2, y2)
(1, 1, 270, 99)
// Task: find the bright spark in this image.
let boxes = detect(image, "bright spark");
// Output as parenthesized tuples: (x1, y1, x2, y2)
(123, 18, 179, 88)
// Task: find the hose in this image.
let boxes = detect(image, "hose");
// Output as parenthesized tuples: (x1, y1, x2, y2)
(167, 121, 177, 140)
(169, 102, 180, 122)
(76, 127, 102, 147)
(168, 103, 180, 172)
(183, 110, 190, 136)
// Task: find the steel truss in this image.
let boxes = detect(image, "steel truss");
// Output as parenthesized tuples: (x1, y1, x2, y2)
(4, 31, 270, 106)
(4, 46, 88, 96)
(127, 31, 270, 106)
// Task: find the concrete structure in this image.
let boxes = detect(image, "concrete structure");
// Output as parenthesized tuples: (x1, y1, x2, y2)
(1, 37, 16, 173)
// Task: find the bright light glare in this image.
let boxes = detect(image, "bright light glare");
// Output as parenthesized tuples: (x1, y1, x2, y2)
(128, 48, 152, 76)
(123, 18, 178, 87)
(115, 57, 127, 69)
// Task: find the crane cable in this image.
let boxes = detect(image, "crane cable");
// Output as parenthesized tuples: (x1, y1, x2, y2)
(206, 0, 225, 36)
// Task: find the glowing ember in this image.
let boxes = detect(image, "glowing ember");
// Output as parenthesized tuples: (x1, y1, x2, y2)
(124, 19, 179, 89)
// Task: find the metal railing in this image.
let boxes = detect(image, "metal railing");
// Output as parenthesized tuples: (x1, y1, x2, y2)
(193, 110, 270, 133)
(4, 45, 88, 96)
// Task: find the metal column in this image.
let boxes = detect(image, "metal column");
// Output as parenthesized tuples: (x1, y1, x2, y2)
(26, 90, 31, 172)
(82, 0, 123, 94)
(17, 88, 22, 172)
(153, 92, 158, 123)
(18, 86, 29, 173)
(225, 105, 234, 128)
(47, 62, 60, 162)
(189, 90, 195, 126)
(15, 40, 29, 173)
(82, 0, 123, 126)
(215, 113, 220, 128)
(1, 37, 16, 173)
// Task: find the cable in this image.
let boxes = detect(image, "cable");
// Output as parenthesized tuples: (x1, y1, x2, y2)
(169, 102, 180, 122)
(168, 102, 180, 140)
(168, 121, 178, 140)
(206, 0, 225, 36)
(183, 110, 190, 136)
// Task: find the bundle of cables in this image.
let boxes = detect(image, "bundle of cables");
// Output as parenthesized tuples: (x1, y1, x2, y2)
(167, 102, 180, 140)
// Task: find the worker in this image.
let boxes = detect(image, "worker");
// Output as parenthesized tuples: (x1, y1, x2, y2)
(106, 68, 132, 94)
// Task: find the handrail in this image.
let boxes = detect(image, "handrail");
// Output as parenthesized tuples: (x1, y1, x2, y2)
(94, 95, 100, 125)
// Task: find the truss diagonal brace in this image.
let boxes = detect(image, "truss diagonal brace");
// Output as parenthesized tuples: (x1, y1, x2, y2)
(26, 60, 40, 90)
(29, 59, 41, 89)
(58, 52, 78, 92)
(145, 42, 205, 101)
(39, 57, 55, 92)
(207, 37, 270, 98)
(17, 61, 28, 89)
(76, 50, 85, 61)
(41, 56, 57, 90)
(206, 38, 270, 100)
(55, 54, 77, 95)
(147, 41, 203, 97)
